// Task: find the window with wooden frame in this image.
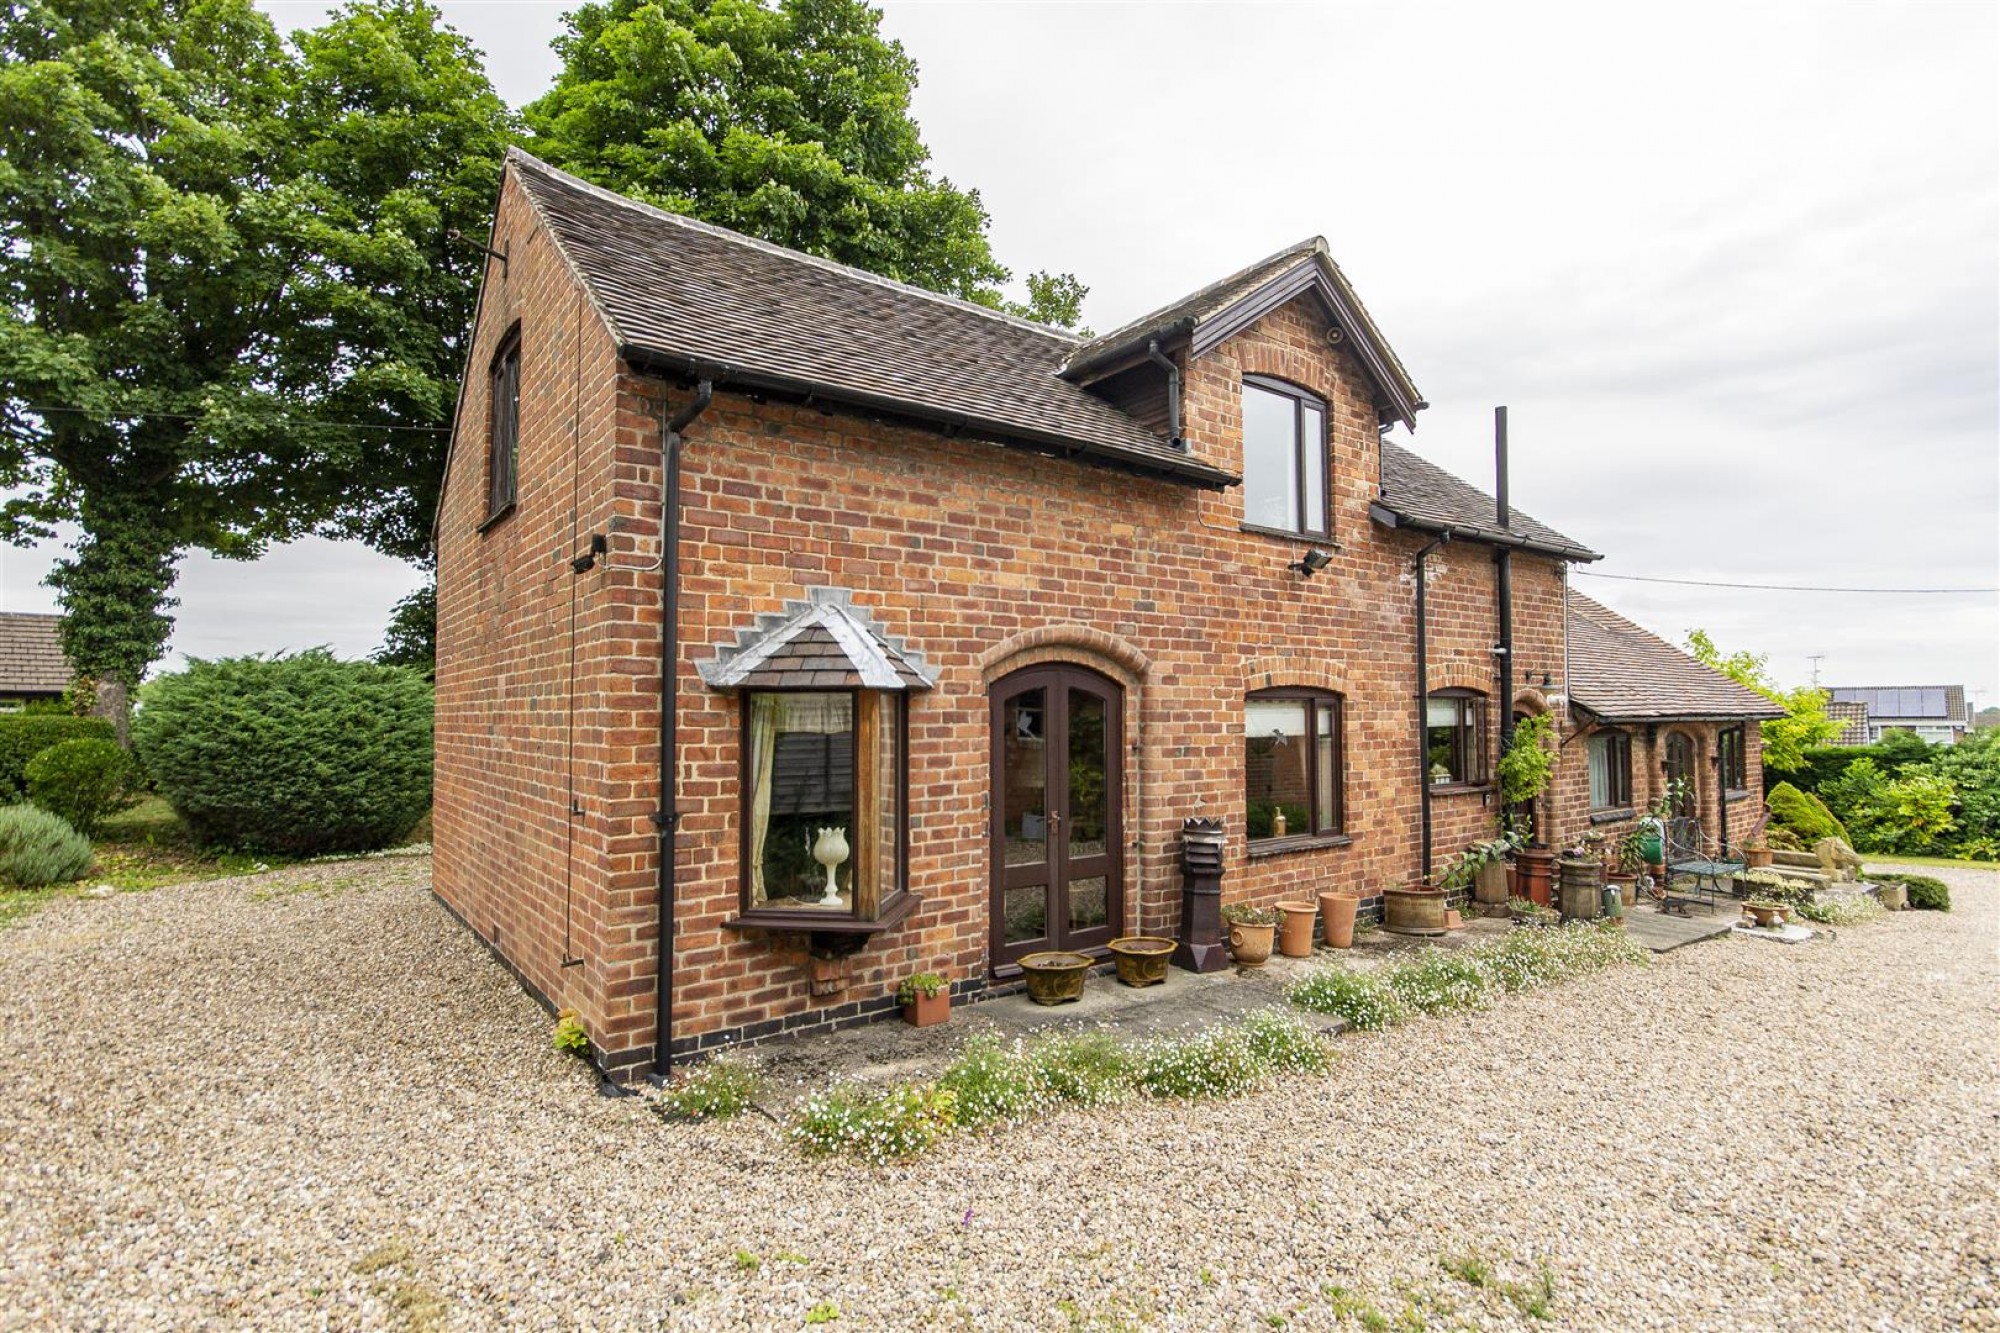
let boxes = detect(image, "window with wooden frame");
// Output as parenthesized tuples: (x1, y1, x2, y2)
(1241, 376, 1329, 537)
(1718, 725, 1748, 794)
(1244, 689, 1344, 844)
(739, 689, 907, 922)
(1587, 730, 1632, 809)
(1425, 689, 1485, 786)
(485, 328, 521, 522)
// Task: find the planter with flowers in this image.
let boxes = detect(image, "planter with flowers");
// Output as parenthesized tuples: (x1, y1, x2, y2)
(1221, 903, 1280, 967)
(896, 972, 950, 1027)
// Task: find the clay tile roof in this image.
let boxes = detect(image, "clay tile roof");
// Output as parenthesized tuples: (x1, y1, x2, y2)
(507, 149, 1235, 491)
(1375, 441, 1600, 561)
(1059, 237, 1425, 430)
(698, 589, 936, 692)
(1827, 699, 1871, 745)
(1565, 590, 1784, 723)
(0, 613, 70, 695)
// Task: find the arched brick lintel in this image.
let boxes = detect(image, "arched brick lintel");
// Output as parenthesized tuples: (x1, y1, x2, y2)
(1243, 655, 1350, 697)
(978, 624, 1149, 689)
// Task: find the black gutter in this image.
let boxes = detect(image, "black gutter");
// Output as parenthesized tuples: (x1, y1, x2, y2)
(1414, 529, 1451, 882)
(653, 378, 713, 1078)
(1369, 501, 1599, 564)
(1144, 339, 1185, 449)
(617, 343, 1236, 491)
(1494, 407, 1515, 757)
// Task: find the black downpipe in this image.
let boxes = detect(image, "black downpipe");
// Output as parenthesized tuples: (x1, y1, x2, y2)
(1495, 407, 1515, 757)
(654, 379, 713, 1077)
(1144, 339, 1184, 449)
(1415, 531, 1450, 881)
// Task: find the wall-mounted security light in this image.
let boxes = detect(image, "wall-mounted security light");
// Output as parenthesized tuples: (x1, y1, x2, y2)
(1287, 549, 1333, 577)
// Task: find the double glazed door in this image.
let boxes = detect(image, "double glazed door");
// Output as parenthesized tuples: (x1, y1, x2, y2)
(990, 667, 1123, 969)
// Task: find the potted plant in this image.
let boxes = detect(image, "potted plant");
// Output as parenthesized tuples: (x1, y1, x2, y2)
(1497, 715, 1558, 904)
(1740, 803, 1774, 868)
(1317, 888, 1359, 948)
(1381, 880, 1448, 934)
(1506, 897, 1559, 929)
(896, 971, 950, 1027)
(1106, 936, 1176, 987)
(1221, 902, 1280, 967)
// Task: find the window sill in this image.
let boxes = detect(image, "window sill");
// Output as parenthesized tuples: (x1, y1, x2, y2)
(477, 501, 517, 534)
(1247, 833, 1352, 859)
(1238, 522, 1340, 548)
(1428, 782, 1491, 796)
(1589, 807, 1636, 824)
(722, 890, 919, 937)
(1724, 788, 1752, 802)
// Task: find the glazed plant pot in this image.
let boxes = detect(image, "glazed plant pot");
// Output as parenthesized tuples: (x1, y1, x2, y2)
(1227, 922, 1276, 967)
(1276, 902, 1318, 957)
(902, 990, 950, 1028)
(1318, 891, 1358, 948)
(1019, 951, 1093, 1004)
(1106, 936, 1175, 988)
(1381, 885, 1447, 935)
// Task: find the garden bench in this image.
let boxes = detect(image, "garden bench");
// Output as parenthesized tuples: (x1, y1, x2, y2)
(1660, 817, 1745, 916)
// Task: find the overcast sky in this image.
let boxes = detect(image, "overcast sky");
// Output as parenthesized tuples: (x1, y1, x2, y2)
(5, 0, 1995, 708)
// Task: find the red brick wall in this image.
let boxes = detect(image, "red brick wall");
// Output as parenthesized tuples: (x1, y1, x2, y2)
(436, 194, 1581, 1068)
(1550, 714, 1766, 855)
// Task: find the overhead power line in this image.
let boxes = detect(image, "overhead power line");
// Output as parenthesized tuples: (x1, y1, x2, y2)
(1575, 570, 1998, 595)
(13, 403, 451, 434)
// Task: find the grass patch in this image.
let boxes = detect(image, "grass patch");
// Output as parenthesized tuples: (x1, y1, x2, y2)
(91, 796, 288, 891)
(1865, 853, 1991, 870)
(0, 883, 71, 930)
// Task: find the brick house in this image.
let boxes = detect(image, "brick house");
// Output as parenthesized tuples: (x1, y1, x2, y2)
(434, 151, 1756, 1076)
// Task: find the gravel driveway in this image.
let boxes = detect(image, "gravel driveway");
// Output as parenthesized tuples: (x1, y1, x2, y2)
(1, 858, 1993, 1331)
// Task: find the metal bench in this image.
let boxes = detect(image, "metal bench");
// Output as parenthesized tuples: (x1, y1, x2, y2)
(1661, 816, 1745, 916)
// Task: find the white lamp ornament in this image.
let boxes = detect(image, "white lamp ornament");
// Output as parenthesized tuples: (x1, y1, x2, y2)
(810, 826, 850, 906)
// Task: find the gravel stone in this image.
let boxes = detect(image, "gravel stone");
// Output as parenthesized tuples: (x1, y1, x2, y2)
(1, 857, 1993, 1330)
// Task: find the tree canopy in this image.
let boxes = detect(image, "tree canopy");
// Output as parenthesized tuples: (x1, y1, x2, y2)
(526, 0, 1086, 324)
(1684, 629, 1841, 773)
(0, 0, 514, 700)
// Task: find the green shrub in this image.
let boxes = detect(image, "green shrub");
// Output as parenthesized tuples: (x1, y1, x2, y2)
(936, 1034, 1039, 1129)
(552, 1012, 590, 1056)
(1765, 825, 1803, 851)
(1024, 1031, 1135, 1110)
(790, 1083, 957, 1163)
(1734, 869, 1814, 907)
(0, 804, 94, 887)
(1286, 966, 1408, 1031)
(0, 714, 115, 800)
(1898, 874, 1951, 911)
(133, 650, 432, 855)
(1385, 949, 1493, 1016)
(652, 1055, 764, 1121)
(24, 738, 137, 835)
(1766, 782, 1849, 845)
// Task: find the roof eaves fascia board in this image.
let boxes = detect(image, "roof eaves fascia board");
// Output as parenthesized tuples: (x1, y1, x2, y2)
(1060, 322, 1195, 387)
(1570, 706, 1788, 724)
(1190, 258, 1424, 431)
(619, 344, 1240, 492)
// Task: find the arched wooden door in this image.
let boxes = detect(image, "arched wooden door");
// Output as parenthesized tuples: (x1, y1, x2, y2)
(990, 666, 1124, 970)
(1664, 732, 1699, 821)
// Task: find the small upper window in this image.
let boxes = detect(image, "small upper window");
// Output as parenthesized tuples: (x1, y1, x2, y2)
(1718, 726, 1747, 793)
(1426, 691, 1485, 786)
(1588, 731, 1632, 810)
(486, 329, 521, 521)
(1241, 377, 1328, 536)
(1245, 689, 1343, 843)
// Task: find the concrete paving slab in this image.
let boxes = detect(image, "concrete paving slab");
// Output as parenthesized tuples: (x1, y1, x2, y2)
(1623, 904, 1740, 952)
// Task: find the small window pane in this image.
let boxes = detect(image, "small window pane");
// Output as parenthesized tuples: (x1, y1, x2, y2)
(1301, 402, 1326, 533)
(1315, 702, 1337, 832)
(1242, 383, 1299, 531)
(1002, 689, 1048, 867)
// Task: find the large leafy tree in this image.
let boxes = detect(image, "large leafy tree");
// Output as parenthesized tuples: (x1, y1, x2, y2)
(527, 0, 1085, 323)
(1684, 629, 1842, 774)
(0, 0, 512, 725)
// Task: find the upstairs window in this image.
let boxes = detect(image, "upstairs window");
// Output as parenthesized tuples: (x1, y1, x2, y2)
(1426, 690, 1485, 786)
(1245, 689, 1344, 844)
(1718, 726, 1747, 794)
(1588, 730, 1632, 810)
(1241, 376, 1328, 536)
(486, 329, 521, 522)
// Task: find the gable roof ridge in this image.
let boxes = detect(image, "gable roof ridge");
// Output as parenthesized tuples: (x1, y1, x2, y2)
(1059, 238, 1323, 373)
(504, 150, 629, 351)
(505, 147, 1081, 347)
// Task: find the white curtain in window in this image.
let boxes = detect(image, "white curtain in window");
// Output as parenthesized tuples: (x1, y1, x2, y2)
(1587, 734, 1613, 808)
(1246, 698, 1306, 739)
(746, 694, 780, 905)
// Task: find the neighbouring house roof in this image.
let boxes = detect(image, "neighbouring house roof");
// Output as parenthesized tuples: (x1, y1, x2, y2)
(1373, 442, 1601, 562)
(1827, 699, 1872, 746)
(1826, 685, 1967, 724)
(1060, 238, 1426, 430)
(0, 613, 70, 696)
(1565, 591, 1784, 723)
(698, 589, 937, 692)
(505, 150, 1236, 490)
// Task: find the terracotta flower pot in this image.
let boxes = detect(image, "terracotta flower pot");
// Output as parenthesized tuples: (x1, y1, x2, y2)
(902, 990, 950, 1027)
(1516, 849, 1556, 907)
(1318, 891, 1358, 948)
(1276, 902, 1318, 957)
(1227, 922, 1275, 967)
(1744, 847, 1773, 869)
